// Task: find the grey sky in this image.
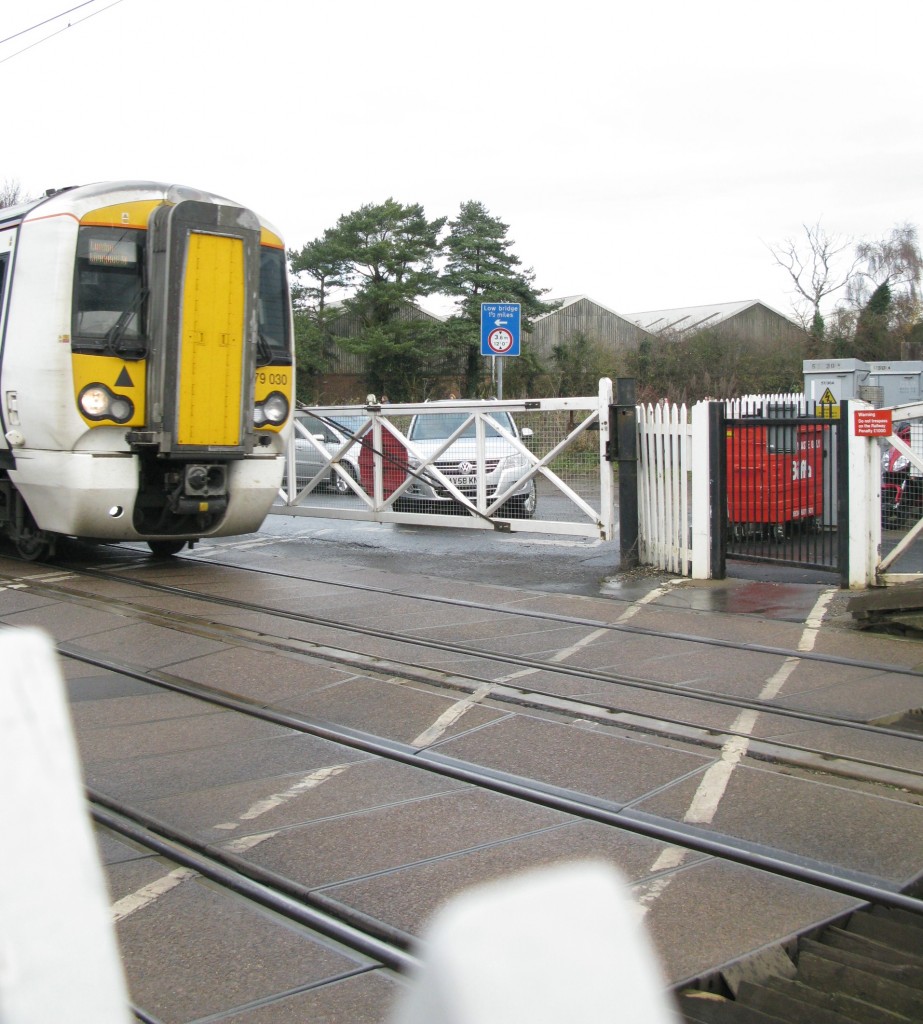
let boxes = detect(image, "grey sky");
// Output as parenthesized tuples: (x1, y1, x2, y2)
(4, 0, 921, 322)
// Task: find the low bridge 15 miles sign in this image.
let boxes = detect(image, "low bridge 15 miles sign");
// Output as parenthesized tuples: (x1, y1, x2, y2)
(481, 303, 521, 357)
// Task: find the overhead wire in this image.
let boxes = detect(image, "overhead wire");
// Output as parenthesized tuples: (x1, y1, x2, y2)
(0, 2, 97, 45)
(0, 0, 126, 66)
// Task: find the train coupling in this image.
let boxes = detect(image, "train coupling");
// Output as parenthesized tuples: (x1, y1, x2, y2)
(167, 464, 229, 515)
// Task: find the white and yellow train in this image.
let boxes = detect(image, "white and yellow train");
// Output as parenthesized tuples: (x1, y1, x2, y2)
(0, 180, 293, 559)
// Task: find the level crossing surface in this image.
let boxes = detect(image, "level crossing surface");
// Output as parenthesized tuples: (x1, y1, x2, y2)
(2, 532, 921, 1022)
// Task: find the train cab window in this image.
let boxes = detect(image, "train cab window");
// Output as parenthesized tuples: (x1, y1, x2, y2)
(257, 246, 291, 366)
(72, 227, 147, 357)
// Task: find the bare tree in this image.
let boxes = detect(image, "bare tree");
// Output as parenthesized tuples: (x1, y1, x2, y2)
(848, 222, 922, 335)
(768, 222, 861, 336)
(0, 179, 29, 209)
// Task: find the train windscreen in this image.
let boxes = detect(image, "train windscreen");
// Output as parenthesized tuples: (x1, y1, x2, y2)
(72, 227, 147, 356)
(257, 247, 291, 366)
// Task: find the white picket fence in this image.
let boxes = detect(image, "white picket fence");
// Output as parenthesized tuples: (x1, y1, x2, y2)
(637, 394, 809, 579)
(637, 392, 882, 587)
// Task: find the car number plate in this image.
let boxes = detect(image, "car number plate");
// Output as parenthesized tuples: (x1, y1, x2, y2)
(455, 475, 478, 486)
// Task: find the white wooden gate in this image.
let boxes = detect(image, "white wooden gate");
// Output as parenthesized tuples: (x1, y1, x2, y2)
(273, 380, 615, 540)
(636, 401, 711, 578)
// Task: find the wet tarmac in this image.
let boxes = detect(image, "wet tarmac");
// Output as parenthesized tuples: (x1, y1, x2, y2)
(602, 571, 842, 623)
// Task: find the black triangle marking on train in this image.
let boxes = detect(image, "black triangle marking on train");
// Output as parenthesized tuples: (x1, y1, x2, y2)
(115, 367, 133, 388)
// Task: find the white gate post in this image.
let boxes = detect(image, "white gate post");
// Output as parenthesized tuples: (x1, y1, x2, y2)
(844, 400, 880, 588)
(690, 400, 713, 579)
(598, 377, 615, 540)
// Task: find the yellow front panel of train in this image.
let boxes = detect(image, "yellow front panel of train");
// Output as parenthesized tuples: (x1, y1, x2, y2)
(178, 232, 245, 446)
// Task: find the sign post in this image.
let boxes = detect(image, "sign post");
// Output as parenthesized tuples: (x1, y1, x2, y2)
(481, 303, 521, 399)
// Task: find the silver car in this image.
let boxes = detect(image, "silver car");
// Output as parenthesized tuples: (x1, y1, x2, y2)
(402, 410, 536, 517)
(293, 412, 362, 494)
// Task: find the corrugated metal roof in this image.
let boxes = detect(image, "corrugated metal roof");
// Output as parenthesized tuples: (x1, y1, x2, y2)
(623, 299, 790, 334)
(537, 294, 639, 324)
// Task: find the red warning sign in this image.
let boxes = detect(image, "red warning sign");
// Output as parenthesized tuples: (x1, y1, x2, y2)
(854, 408, 893, 437)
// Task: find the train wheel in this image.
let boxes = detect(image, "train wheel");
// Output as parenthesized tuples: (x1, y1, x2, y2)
(147, 540, 188, 557)
(15, 525, 52, 561)
(12, 501, 54, 561)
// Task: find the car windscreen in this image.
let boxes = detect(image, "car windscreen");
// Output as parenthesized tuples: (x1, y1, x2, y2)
(409, 412, 512, 441)
(296, 414, 338, 441)
(327, 415, 366, 438)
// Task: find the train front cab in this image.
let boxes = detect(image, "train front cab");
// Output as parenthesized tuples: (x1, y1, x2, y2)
(0, 184, 293, 559)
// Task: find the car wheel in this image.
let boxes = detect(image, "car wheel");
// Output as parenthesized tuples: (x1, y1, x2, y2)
(331, 463, 359, 494)
(504, 480, 537, 519)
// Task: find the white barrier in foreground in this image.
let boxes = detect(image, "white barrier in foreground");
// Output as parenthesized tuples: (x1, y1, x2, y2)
(0, 629, 132, 1023)
(390, 861, 679, 1024)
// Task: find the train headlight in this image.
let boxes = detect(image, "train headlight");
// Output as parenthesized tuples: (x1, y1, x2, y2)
(254, 391, 289, 428)
(78, 384, 134, 423)
(80, 386, 109, 418)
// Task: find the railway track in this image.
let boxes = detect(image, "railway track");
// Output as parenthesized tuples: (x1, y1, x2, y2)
(2, 548, 922, 1021)
(78, 638, 923, 1022)
(7, 555, 923, 792)
(93, 797, 416, 1022)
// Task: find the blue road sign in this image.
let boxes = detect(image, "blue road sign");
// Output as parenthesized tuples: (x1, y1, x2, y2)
(481, 303, 521, 357)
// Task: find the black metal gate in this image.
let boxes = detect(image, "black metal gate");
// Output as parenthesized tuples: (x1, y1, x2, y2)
(715, 401, 844, 575)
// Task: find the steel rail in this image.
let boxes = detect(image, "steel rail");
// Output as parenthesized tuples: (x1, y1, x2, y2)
(66, 554, 923, 681)
(36, 565, 923, 743)
(91, 798, 419, 974)
(69, 643, 923, 918)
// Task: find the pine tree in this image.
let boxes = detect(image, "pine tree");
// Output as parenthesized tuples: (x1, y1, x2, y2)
(332, 199, 446, 400)
(854, 282, 895, 360)
(288, 232, 351, 402)
(290, 200, 447, 401)
(440, 201, 555, 396)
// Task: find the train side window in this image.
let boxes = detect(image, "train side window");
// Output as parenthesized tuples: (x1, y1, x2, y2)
(0, 252, 7, 311)
(257, 246, 292, 366)
(72, 227, 147, 356)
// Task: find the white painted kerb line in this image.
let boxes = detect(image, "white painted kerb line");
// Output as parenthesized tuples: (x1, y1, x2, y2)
(213, 763, 354, 830)
(112, 764, 356, 920)
(637, 586, 837, 912)
(413, 683, 494, 746)
(111, 867, 196, 922)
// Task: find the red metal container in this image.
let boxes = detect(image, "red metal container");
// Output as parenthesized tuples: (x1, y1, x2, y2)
(726, 422, 825, 536)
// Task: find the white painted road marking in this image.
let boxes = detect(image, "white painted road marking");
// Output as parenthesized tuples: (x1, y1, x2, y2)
(111, 867, 196, 922)
(636, 586, 838, 913)
(113, 764, 355, 919)
(212, 763, 355, 830)
(413, 683, 494, 746)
